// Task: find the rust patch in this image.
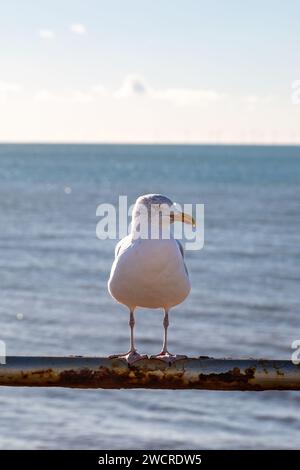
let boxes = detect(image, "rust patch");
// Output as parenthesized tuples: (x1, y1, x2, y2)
(196, 367, 261, 391)
(0, 368, 56, 386)
(274, 365, 285, 376)
(55, 364, 261, 390)
(31, 368, 53, 375)
(58, 367, 129, 389)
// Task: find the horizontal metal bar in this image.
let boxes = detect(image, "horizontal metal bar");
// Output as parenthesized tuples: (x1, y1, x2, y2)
(0, 357, 300, 390)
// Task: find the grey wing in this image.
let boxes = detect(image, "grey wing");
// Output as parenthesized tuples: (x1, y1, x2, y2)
(176, 240, 189, 277)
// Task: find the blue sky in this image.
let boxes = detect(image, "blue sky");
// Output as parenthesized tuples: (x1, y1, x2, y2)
(0, 0, 300, 142)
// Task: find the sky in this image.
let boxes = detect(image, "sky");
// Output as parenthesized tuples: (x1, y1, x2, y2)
(0, 0, 300, 143)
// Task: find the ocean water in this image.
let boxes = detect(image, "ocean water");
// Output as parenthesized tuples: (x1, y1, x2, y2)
(0, 144, 300, 449)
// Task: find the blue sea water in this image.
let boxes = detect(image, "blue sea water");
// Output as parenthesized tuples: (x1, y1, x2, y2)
(0, 144, 300, 449)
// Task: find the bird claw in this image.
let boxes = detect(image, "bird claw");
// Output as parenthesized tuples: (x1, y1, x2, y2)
(109, 350, 148, 365)
(150, 352, 187, 364)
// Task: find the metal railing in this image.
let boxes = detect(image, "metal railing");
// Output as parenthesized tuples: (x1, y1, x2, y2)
(0, 356, 299, 390)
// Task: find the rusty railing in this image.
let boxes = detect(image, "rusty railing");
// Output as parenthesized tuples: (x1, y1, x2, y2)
(0, 356, 300, 390)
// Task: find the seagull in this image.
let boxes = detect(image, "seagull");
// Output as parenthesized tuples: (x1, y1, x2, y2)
(108, 194, 195, 364)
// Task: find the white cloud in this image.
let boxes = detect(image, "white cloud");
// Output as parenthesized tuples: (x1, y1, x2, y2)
(70, 23, 86, 35)
(0, 81, 22, 93)
(114, 75, 149, 98)
(114, 74, 225, 106)
(39, 29, 55, 39)
(242, 94, 277, 111)
(34, 89, 94, 104)
(243, 94, 259, 104)
(32, 76, 277, 119)
(91, 84, 108, 97)
(153, 87, 225, 106)
(34, 89, 60, 102)
(71, 90, 92, 103)
(32, 75, 227, 107)
(0, 81, 22, 103)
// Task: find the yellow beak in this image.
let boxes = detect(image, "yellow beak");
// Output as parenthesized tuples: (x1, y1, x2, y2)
(171, 211, 196, 227)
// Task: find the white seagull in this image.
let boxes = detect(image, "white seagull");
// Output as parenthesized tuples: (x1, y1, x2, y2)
(108, 194, 195, 364)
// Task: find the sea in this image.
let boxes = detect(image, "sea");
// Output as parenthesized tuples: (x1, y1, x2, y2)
(0, 144, 299, 449)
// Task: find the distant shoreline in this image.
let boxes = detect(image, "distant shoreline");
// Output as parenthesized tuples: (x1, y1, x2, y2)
(0, 142, 300, 148)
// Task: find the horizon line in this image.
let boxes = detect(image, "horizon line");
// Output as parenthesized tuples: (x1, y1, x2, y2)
(0, 141, 300, 147)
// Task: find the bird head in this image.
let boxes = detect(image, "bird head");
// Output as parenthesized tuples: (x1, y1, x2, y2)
(131, 194, 195, 238)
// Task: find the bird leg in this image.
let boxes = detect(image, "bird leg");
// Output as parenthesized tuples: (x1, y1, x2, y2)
(150, 309, 187, 363)
(109, 309, 147, 365)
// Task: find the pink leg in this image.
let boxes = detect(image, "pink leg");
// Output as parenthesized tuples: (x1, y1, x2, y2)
(109, 309, 147, 365)
(151, 309, 187, 363)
